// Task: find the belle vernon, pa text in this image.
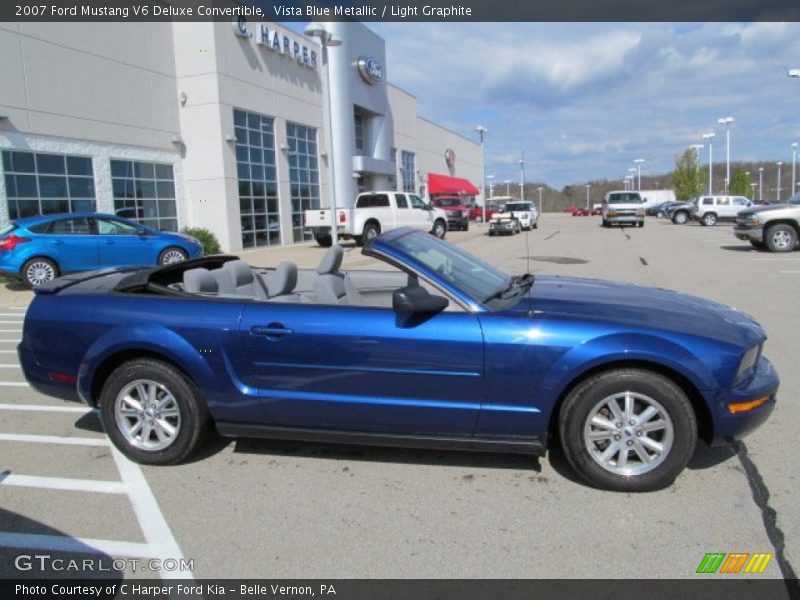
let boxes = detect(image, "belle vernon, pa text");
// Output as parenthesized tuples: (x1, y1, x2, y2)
(16, 583, 338, 597)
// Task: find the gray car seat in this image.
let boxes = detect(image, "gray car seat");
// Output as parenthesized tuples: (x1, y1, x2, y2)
(313, 245, 363, 305)
(183, 268, 219, 295)
(222, 259, 269, 300)
(266, 261, 305, 302)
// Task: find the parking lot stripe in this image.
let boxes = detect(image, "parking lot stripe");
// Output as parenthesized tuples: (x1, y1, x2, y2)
(0, 350, 19, 354)
(0, 532, 155, 558)
(0, 403, 92, 414)
(0, 330, 22, 333)
(110, 446, 195, 580)
(0, 340, 21, 342)
(0, 321, 25, 324)
(0, 365, 19, 369)
(0, 313, 26, 317)
(1, 474, 126, 494)
(0, 382, 28, 387)
(0, 433, 109, 446)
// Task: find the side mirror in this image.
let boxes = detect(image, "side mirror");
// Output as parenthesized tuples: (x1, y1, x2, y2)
(137, 227, 150, 237)
(393, 285, 449, 314)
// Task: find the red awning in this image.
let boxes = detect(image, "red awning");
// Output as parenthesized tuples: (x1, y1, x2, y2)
(427, 173, 479, 196)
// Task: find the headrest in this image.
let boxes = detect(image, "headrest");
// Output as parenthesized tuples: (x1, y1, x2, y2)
(268, 261, 298, 297)
(223, 260, 254, 287)
(316, 245, 344, 275)
(183, 268, 217, 294)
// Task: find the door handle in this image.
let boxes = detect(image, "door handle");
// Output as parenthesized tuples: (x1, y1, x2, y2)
(103, 240, 115, 245)
(52, 240, 65, 246)
(250, 324, 294, 338)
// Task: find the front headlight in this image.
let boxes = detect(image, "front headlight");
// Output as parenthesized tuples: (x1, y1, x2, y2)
(734, 344, 761, 387)
(742, 215, 761, 224)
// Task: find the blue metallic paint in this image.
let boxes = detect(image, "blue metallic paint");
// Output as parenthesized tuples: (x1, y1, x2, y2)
(19, 228, 779, 454)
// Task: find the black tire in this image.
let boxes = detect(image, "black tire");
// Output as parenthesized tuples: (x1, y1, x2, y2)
(601, 218, 608, 227)
(21, 257, 59, 288)
(488, 231, 495, 237)
(99, 359, 210, 465)
(463, 222, 469, 232)
(158, 247, 188, 265)
(362, 222, 381, 244)
(764, 223, 798, 252)
(672, 211, 688, 225)
(639, 221, 644, 228)
(558, 368, 697, 492)
(701, 212, 717, 227)
(314, 234, 332, 248)
(533, 222, 538, 230)
(432, 219, 447, 239)
(749, 240, 767, 250)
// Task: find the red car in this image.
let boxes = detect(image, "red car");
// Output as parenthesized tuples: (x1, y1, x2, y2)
(431, 196, 470, 231)
(468, 198, 504, 222)
(563, 205, 579, 214)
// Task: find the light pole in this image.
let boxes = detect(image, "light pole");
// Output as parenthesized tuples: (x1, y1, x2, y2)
(585, 184, 591, 209)
(702, 132, 715, 194)
(476, 125, 488, 223)
(486, 174, 495, 200)
(304, 23, 342, 246)
(717, 116, 734, 186)
(634, 158, 645, 190)
(777, 161, 783, 201)
(758, 167, 764, 201)
(750, 182, 757, 200)
(537, 186, 543, 213)
(792, 142, 798, 197)
(504, 179, 511, 196)
(519, 151, 526, 203)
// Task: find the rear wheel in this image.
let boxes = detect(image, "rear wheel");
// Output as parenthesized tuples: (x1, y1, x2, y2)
(314, 234, 332, 248)
(433, 219, 447, 239)
(158, 247, 188, 265)
(100, 359, 210, 465)
(22, 258, 59, 288)
(765, 223, 798, 252)
(701, 213, 717, 226)
(558, 368, 697, 492)
(672, 211, 688, 225)
(362, 222, 381, 244)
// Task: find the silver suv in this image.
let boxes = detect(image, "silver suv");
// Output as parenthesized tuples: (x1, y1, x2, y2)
(691, 195, 751, 226)
(734, 193, 800, 252)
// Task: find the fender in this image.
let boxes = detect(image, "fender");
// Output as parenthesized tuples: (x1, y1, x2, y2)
(77, 323, 221, 407)
(538, 331, 733, 422)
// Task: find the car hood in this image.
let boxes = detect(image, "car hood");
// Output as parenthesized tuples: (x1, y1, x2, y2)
(737, 204, 793, 217)
(506, 275, 764, 348)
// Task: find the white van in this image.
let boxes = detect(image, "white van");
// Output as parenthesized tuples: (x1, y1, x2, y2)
(602, 191, 645, 227)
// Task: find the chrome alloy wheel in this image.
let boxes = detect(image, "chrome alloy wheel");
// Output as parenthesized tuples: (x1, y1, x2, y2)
(25, 261, 56, 286)
(160, 249, 187, 264)
(583, 392, 674, 476)
(770, 229, 794, 250)
(115, 379, 181, 451)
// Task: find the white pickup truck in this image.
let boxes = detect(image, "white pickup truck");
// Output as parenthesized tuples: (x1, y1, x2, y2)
(304, 191, 449, 247)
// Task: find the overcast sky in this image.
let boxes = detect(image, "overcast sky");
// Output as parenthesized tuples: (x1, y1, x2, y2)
(363, 22, 800, 189)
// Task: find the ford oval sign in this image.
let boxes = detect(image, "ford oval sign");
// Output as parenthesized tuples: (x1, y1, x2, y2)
(357, 57, 384, 85)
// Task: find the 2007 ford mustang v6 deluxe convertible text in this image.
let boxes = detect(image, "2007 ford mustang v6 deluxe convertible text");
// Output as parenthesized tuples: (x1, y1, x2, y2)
(19, 228, 778, 492)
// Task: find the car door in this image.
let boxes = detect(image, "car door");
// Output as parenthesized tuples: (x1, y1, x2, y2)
(408, 194, 432, 231)
(229, 302, 485, 436)
(732, 196, 750, 217)
(39, 216, 99, 272)
(94, 217, 156, 267)
(393, 193, 413, 228)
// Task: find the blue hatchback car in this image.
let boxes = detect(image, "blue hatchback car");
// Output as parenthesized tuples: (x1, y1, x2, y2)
(0, 213, 203, 287)
(18, 228, 778, 492)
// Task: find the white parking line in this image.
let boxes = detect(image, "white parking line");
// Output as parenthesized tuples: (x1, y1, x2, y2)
(1, 474, 126, 495)
(0, 365, 19, 369)
(0, 382, 28, 387)
(0, 433, 109, 446)
(751, 257, 800, 261)
(780, 270, 800, 274)
(0, 330, 22, 333)
(6, 306, 28, 310)
(0, 532, 154, 559)
(110, 446, 195, 579)
(0, 313, 26, 317)
(0, 350, 19, 354)
(0, 321, 24, 324)
(0, 340, 21, 342)
(0, 403, 92, 413)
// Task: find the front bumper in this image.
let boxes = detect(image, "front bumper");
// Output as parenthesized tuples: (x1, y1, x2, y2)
(605, 215, 643, 224)
(708, 356, 778, 445)
(489, 221, 516, 234)
(445, 215, 469, 229)
(734, 224, 763, 243)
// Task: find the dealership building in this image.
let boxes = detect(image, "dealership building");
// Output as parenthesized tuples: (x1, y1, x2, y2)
(0, 20, 483, 252)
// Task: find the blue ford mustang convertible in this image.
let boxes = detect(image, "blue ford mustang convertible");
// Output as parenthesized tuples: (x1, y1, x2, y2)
(19, 228, 778, 492)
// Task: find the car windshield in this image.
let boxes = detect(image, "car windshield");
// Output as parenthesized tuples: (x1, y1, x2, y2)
(384, 230, 511, 304)
(607, 193, 642, 204)
(504, 203, 531, 211)
(788, 193, 800, 205)
(435, 198, 461, 207)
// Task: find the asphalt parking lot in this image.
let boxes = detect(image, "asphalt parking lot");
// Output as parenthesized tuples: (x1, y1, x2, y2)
(0, 214, 797, 582)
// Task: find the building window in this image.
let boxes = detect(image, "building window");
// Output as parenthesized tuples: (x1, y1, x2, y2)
(287, 121, 320, 243)
(2, 150, 95, 219)
(401, 150, 416, 193)
(354, 108, 369, 153)
(234, 108, 280, 248)
(111, 160, 177, 231)
(388, 147, 397, 189)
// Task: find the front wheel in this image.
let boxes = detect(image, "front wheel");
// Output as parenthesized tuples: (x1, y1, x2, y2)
(22, 258, 59, 288)
(558, 369, 697, 492)
(765, 223, 797, 252)
(432, 219, 447, 239)
(100, 359, 210, 465)
(672, 211, 688, 225)
(701, 213, 717, 226)
(158, 247, 188, 265)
